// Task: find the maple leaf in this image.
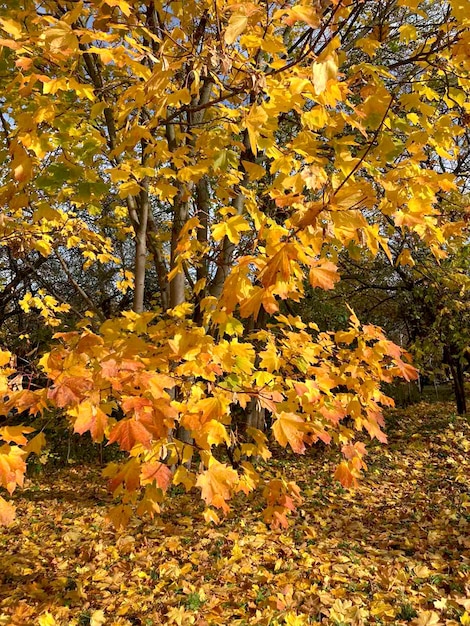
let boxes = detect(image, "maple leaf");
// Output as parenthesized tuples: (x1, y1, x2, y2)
(196, 459, 238, 513)
(259, 245, 295, 288)
(0, 425, 34, 446)
(0, 496, 15, 525)
(312, 56, 338, 95)
(394, 359, 419, 382)
(90, 610, 106, 626)
(212, 215, 251, 245)
(309, 260, 340, 290)
(106, 459, 141, 494)
(107, 419, 152, 451)
(334, 461, 357, 488)
(284, 5, 320, 28)
(48, 377, 93, 408)
(106, 504, 132, 529)
(245, 104, 268, 155)
(24, 432, 46, 456)
(412, 611, 442, 626)
(72, 401, 109, 443)
(38, 613, 57, 626)
(272, 412, 306, 454)
(0, 445, 26, 494)
(224, 14, 248, 45)
(140, 461, 172, 491)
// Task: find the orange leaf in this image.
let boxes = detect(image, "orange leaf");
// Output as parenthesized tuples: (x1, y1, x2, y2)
(259, 244, 295, 288)
(395, 359, 418, 382)
(0, 496, 15, 525)
(107, 419, 152, 451)
(48, 377, 93, 408)
(334, 461, 357, 488)
(294, 201, 324, 228)
(140, 462, 172, 491)
(309, 260, 340, 290)
(196, 459, 238, 513)
(73, 402, 109, 443)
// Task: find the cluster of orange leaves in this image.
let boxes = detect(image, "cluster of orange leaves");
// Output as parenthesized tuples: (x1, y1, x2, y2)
(0, 307, 417, 528)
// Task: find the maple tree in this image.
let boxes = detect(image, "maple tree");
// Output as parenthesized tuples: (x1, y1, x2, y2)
(0, 0, 469, 526)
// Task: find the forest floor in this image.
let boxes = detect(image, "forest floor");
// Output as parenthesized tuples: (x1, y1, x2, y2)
(0, 402, 469, 626)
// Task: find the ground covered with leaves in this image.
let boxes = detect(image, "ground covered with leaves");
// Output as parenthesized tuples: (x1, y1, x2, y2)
(1, 402, 469, 626)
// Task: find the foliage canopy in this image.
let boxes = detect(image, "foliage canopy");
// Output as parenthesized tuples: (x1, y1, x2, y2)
(0, 0, 468, 526)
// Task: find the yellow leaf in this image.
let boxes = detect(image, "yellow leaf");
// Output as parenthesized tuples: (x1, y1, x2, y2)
(224, 14, 248, 45)
(413, 565, 431, 578)
(245, 104, 268, 155)
(272, 412, 306, 454)
(0, 444, 26, 494)
(397, 249, 415, 267)
(0, 18, 23, 39)
(24, 432, 47, 456)
(212, 215, 251, 244)
(284, 6, 320, 28)
(0, 350, 10, 367)
(201, 420, 230, 447)
(0, 425, 34, 446)
(173, 465, 197, 491)
(38, 613, 56, 626)
(43, 21, 78, 55)
(242, 160, 266, 180)
(106, 504, 132, 529)
(312, 56, 337, 95)
(90, 609, 106, 626)
(203, 507, 220, 524)
(104, 0, 132, 16)
(412, 611, 442, 626)
(355, 37, 382, 57)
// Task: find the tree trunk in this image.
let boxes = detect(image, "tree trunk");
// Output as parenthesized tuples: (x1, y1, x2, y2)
(247, 399, 265, 431)
(133, 181, 149, 313)
(451, 359, 466, 415)
(444, 346, 467, 415)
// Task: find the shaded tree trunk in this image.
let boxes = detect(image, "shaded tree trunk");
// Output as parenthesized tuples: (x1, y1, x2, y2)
(444, 346, 467, 415)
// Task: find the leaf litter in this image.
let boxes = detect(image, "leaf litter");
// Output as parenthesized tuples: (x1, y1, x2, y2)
(0, 402, 469, 626)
